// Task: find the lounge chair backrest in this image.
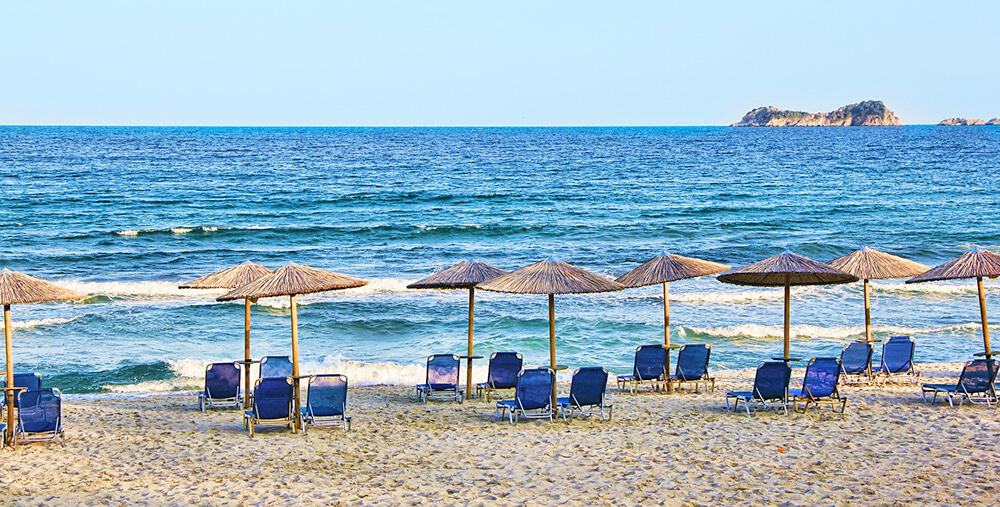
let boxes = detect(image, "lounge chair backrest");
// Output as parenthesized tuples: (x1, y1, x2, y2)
(840, 342, 873, 374)
(17, 388, 61, 433)
(676, 344, 710, 380)
(801, 357, 841, 398)
(487, 352, 523, 389)
(633, 345, 666, 380)
(306, 374, 348, 417)
(515, 368, 554, 410)
(253, 377, 293, 420)
(426, 354, 460, 388)
(6, 372, 42, 408)
(205, 362, 241, 399)
(956, 359, 999, 394)
(260, 356, 294, 379)
(881, 335, 914, 373)
(569, 367, 608, 407)
(753, 362, 791, 401)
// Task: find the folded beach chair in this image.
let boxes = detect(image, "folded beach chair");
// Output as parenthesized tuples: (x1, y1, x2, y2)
(616, 344, 666, 394)
(301, 374, 351, 432)
(669, 344, 715, 393)
(476, 352, 523, 401)
(558, 367, 612, 421)
(0, 423, 5, 449)
(495, 368, 555, 424)
(1, 372, 42, 409)
(243, 377, 294, 437)
(875, 335, 919, 383)
(15, 388, 64, 446)
(259, 355, 294, 379)
(725, 361, 792, 416)
(839, 341, 874, 385)
(198, 362, 242, 412)
(415, 354, 463, 402)
(921, 359, 999, 407)
(790, 357, 847, 413)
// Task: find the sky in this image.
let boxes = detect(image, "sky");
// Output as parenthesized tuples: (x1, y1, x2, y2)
(1, 1, 998, 126)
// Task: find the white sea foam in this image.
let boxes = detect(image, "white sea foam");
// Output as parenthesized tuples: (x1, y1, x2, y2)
(57, 280, 225, 299)
(170, 227, 193, 235)
(679, 322, 985, 340)
(115, 229, 140, 237)
(0, 316, 81, 332)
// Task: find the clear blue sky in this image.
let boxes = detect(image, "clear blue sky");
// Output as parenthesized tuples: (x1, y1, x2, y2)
(2, 1, 997, 126)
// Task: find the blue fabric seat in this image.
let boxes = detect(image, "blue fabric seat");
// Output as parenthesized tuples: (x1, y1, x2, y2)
(259, 355, 294, 379)
(875, 335, 919, 383)
(198, 362, 242, 412)
(789, 357, 847, 413)
(415, 354, 463, 402)
(725, 362, 791, 416)
(616, 345, 666, 394)
(243, 377, 294, 437)
(301, 374, 351, 431)
(1, 372, 42, 409)
(496, 368, 555, 424)
(557, 367, 612, 421)
(668, 344, 715, 392)
(476, 352, 522, 401)
(921, 359, 998, 407)
(15, 388, 64, 445)
(839, 341, 874, 385)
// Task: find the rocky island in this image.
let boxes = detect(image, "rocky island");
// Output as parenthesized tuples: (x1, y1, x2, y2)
(731, 100, 901, 127)
(938, 117, 985, 126)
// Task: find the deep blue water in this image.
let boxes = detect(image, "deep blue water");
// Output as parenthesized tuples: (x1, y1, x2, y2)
(1, 126, 998, 393)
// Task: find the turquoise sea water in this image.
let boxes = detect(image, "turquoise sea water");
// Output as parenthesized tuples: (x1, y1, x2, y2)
(1, 126, 998, 393)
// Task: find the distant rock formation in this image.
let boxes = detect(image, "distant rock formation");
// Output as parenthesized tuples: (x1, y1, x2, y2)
(938, 117, 986, 126)
(731, 100, 901, 127)
(985, 118, 999, 125)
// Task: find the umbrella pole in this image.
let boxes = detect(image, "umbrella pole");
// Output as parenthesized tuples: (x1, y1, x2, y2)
(4, 304, 14, 447)
(548, 293, 557, 408)
(466, 287, 475, 400)
(663, 282, 673, 393)
(863, 279, 873, 342)
(783, 283, 791, 362)
(977, 277, 992, 358)
(289, 295, 301, 432)
(243, 298, 252, 409)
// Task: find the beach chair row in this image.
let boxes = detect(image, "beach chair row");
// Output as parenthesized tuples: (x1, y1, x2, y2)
(0, 372, 65, 448)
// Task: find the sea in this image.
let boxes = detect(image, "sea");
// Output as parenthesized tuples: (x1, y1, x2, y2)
(1, 126, 997, 394)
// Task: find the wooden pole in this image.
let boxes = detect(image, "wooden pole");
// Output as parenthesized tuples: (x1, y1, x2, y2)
(548, 293, 557, 408)
(978, 277, 992, 358)
(243, 298, 252, 409)
(783, 282, 791, 361)
(4, 304, 14, 447)
(663, 282, 673, 393)
(863, 279, 873, 342)
(466, 287, 475, 400)
(289, 295, 301, 432)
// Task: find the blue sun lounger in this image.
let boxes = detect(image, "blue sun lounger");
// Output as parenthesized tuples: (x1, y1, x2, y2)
(616, 344, 666, 394)
(496, 368, 555, 424)
(668, 344, 715, 393)
(875, 335, 919, 383)
(558, 367, 612, 421)
(15, 388, 64, 446)
(839, 341, 874, 385)
(921, 359, 999, 407)
(790, 357, 847, 413)
(198, 362, 242, 412)
(301, 374, 351, 432)
(725, 362, 792, 416)
(415, 354, 463, 402)
(243, 377, 294, 437)
(259, 355, 294, 379)
(476, 352, 523, 401)
(1, 372, 42, 409)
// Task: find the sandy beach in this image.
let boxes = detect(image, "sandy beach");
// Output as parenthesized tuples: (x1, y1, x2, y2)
(1, 361, 996, 506)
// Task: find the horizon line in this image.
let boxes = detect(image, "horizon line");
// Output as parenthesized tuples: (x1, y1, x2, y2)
(0, 123, 942, 128)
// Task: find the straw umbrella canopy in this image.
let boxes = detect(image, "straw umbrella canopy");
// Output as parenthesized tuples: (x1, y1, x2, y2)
(717, 253, 858, 362)
(0, 269, 82, 446)
(218, 262, 367, 430)
(616, 253, 729, 391)
(407, 260, 507, 400)
(906, 248, 1000, 359)
(828, 248, 929, 343)
(477, 259, 624, 406)
(180, 261, 272, 408)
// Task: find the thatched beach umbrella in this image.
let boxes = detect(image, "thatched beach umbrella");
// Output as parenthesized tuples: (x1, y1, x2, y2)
(616, 253, 729, 391)
(218, 262, 367, 430)
(717, 253, 858, 362)
(829, 248, 928, 343)
(906, 248, 1000, 359)
(407, 260, 507, 400)
(180, 261, 272, 408)
(477, 259, 624, 406)
(0, 269, 82, 446)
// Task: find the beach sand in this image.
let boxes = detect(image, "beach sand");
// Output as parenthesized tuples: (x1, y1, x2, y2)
(2, 362, 997, 506)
